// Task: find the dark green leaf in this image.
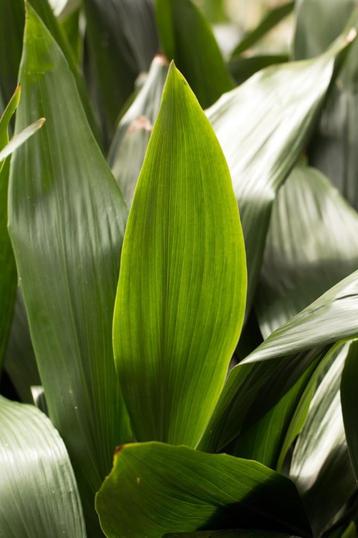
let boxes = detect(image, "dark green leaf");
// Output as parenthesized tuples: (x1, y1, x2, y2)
(341, 339, 358, 482)
(113, 63, 247, 447)
(229, 54, 289, 84)
(84, 0, 159, 145)
(109, 54, 169, 206)
(155, 0, 234, 108)
(168, 532, 291, 538)
(8, 6, 131, 530)
(0, 0, 24, 105)
(231, 1, 294, 58)
(0, 396, 86, 537)
(96, 442, 311, 538)
(256, 164, 358, 338)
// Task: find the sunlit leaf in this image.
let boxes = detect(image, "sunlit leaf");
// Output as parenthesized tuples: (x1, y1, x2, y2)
(113, 63, 247, 447)
(0, 396, 86, 537)
(96, 442, 311, 538)
(8, 6, 131, 531)
(155, 0, 234, 108)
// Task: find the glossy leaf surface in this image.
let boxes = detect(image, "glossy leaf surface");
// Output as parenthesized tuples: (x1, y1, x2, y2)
(113, 64, 247, 447)
(155, 0, 234, 108)
(208, 30, 355, 310)
(0, 396, 86, 537)
(8, 6, 130, 529)
(96, 442, 311, 538)
(109, 54, 168, 206)
(257, 164, 358, 337)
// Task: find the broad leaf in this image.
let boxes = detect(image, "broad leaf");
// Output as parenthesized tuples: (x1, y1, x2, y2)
(341, 339, 358, 482)
(109, 54, 168, 206)
(231, 1, 294, 58)
(0, 396, 86, 537)
(8, 6, 130, 530)
(84, 0, 159, 145)
(155, 0, 234, 108)
(256, 164, 358, 338)
(294, 1, 358, 212)
(96, 442, 311, 538)
(290, 344, 356, 535)
(207, 29, 356, 311)
(113, 63, 247, 447)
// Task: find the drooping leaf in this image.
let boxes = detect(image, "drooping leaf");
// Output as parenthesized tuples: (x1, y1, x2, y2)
(113, 63, 247, 447)
(229, 54, 289, 84)
(290, 343, 356, 536)
(231, 1, 294, 58)
(155, 0, 234, 108)
(256, 164, 358, 338)
(96, 442, 311, 538)
(0, 396, 86, 537)
(8, 6, 131, 530)
(109, 54, 169, 206)
(294, 1, 358, 212)
(341, 339, 358, 482)
(84, 0, 159, 145)
(207, 28, 356, 311)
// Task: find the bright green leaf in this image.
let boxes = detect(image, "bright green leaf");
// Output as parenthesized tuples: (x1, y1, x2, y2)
(113, 63, 247, 447)
(155, 0, 234, 108)
(8, 6, 131, 531)
(96, 442, 311, 538)
(0, 396, 86, 537)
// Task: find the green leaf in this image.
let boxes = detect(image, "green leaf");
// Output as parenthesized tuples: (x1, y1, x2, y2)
(84, 0, 159, 146)
(256, 164, 358, 338)
(8, 6, 131, 530)
(168, 533, 292, 538)
(290, 343, 356, 536)
(0, 88, 43, 371)
(294, 1, 358, 212)
(109, 54, 169, 206)
(0, 396, 86, 537)
(113, 63, 247, 447)
(208, 29, 356, 311)
(341, 339, 358, 482)
(155, 0, 234, 108)
(231, 1, 294, 58)
(96, 442, 311, 538)
(0, 0, 24, 104)
(229, 54, 289, 85)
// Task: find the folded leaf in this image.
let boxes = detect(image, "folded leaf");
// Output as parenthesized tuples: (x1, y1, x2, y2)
(290, 344, 356, 535)
(0, 396, 86, 537)
(341, 339, 358, 482)
(96, 442, 311, 538)
(256, 164, 358, 338)
(207, 28, 356, 311)
(113, 63, 247, 447)
(155, 0, 234, 108)
(109, 54, 169, 206)
(8, 6, 130, 530)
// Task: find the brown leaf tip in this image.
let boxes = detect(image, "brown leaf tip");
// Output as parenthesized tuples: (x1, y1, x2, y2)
(154, 53, 170, 66)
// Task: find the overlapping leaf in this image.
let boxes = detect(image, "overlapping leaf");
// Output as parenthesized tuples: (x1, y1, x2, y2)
(0, 396, 86, 537)
(341, 339, 358, 482)
(109, 54, 168, 206)
(8, 6, 130, 530)
(96, 442, 311, 538)
(113, 63, 247, 447)
(155, 0, 233, 108)
(207, 28, 356, 310)
(256, 164, 358, 338)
